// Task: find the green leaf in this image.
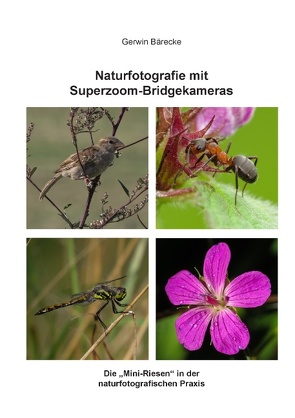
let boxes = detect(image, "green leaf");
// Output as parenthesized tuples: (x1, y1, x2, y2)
(156, 316, 187, 360)
(157, 175, 278, 229)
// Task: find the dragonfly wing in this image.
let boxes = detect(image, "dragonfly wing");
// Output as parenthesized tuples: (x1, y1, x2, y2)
(70, 291, 96, 306)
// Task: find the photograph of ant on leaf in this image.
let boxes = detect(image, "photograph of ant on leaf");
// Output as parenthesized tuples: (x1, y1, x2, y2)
(156, 107, 278, 229)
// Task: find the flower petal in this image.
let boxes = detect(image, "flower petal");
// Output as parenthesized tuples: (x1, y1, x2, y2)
(175, 307, 213, 351)
(165, 270, 208, 306)
(196, 107, 255, 137)
(210, 308, 250, 355)
(224, 271, 271, 308)
(203, 242, 230, 296)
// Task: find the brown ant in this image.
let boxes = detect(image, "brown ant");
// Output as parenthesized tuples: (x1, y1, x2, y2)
(185, 137, 258, 205)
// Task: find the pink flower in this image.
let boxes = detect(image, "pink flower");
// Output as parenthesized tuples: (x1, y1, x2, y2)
(165, 242, 271, 355)
(196, 107, 255, 137)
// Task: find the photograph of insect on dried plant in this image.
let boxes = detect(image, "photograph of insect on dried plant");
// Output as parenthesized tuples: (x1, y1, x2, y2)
(27, 238, 148, 360)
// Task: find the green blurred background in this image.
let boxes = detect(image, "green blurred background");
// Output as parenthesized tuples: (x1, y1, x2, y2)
(157, 107, 278, 228)
(27, 107, 148, 229)
(156, 238, 277, 360)
(27, 238, 148, 360)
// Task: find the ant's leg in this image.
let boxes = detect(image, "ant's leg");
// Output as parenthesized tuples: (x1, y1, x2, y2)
(192, 154, 218, 173)
(241, 182, 248, 198)
(172, 155, 207, 187)
(172, 163, 190, 186)
(224, 141, 232, 154)
(188, 152, 206, 169)
(246, 156, 258, 166)
(234, 165, 239, 206)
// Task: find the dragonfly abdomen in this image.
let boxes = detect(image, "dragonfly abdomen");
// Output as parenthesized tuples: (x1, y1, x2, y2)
(34, 294, 89, 315)
(34, 277, 128, 319)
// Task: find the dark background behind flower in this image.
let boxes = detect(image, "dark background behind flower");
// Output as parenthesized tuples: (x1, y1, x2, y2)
(156, 238, 277, 360)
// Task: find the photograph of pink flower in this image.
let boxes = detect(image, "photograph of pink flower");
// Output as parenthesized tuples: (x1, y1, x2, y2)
(165, 242, 271, 355)
(156, 239, 277, 360)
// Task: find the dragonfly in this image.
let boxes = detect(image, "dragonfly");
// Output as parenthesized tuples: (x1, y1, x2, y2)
(34, 276, 131, 329)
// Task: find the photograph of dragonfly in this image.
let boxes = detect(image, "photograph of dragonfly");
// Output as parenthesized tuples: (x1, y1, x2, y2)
(34, 276, 131, 330)
(27, 238, 148, 360)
